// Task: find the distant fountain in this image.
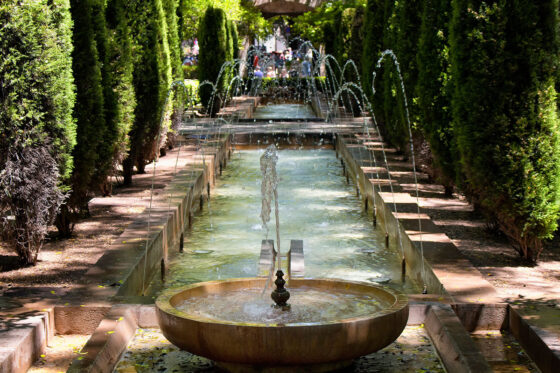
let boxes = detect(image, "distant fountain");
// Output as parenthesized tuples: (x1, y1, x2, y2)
(154, 41, 413, 372)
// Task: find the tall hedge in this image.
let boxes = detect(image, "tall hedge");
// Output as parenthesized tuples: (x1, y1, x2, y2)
(361, 0, 385, 115)
(416, 0, 455, 192)
(198, 7, 229, 115)
(163, 0, 184, 150)
(68, 0, 106, 212)
(164, 0, 183, 81)
(450, 0, 560, 261)
(91, 0, 120, 194)
(380, 0, 400, 147)
(232, 22, 239, 60)
(123, 0, 171, 182)
(0, 0, 76, 264)
(105, 0, 136, 186)
(394, 0, 421, 126)
(378, 0, 422, 152)
(345, 6, 365, 73)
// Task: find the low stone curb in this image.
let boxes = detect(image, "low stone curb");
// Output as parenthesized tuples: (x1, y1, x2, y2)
(509, 305, 560, 373)
(0, 310, 53, 373)
(425, 305, 493, 373)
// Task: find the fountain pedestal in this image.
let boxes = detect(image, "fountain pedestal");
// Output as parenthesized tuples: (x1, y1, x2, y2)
(156, 278, 409, 372)
(271, 270, 290, 309)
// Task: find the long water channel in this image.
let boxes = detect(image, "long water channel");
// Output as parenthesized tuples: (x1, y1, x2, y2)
(149, 148, 420, 295)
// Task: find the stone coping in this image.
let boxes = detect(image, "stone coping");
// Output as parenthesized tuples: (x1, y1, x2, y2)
(2, 120, 558, 372)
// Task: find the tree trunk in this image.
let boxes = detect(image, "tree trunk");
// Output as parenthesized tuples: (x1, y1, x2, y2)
(123, 156, 134, 185)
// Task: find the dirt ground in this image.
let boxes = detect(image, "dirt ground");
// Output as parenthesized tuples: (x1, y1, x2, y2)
(0, 145, 198, 306)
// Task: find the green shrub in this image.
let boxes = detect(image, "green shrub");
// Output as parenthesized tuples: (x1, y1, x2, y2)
(229, 20, 240, 60)
(450, 0, 560, 261)
(105, 0, 136, 186)
(394, 0, 421, 125)
(183, 65, 198, 79)
(338, 6, 365, 70)
(416, 0, 455, 191)
(164, 0, 183, 81)
(184, 79, 200, 107)
(378, 0, 422, 152)
(123, 0, 171, 181)
(198, 7, 229, 115)
(361, 0, 385, 114)
(0, 0, 76, 264)
(90, 0, 120, 195)
(163, 0, 185, 150)
(68, 0, 106, 212)
(379, 0, 401, 149)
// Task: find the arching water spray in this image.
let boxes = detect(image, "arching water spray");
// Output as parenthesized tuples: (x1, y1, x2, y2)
(372, 50, 427, 293)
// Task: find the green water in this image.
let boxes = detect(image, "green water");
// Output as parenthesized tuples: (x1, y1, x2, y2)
(153, 149, 419, 294)
(253, 104, 317, 119)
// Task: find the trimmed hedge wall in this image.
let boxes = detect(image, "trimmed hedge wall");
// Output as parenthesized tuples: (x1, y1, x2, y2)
(416, 0, 455, 192)
(123, 0, 171, 181)
(0, 0, 76, 263)
(450, 0, 560, 260)
(198, 7, 231, 115)
(69, 0, 106, 211)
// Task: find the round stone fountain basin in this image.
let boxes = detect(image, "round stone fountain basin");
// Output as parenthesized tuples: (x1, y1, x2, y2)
(156, 278, 408, 369)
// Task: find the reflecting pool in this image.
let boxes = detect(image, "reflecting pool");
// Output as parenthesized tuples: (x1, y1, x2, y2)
(150, 149, 420, 294)
(253, 104, 317, 119)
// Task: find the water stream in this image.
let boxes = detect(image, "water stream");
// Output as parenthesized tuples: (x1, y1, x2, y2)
(149, 148, 420, 295)
(253, 104, 316, 120)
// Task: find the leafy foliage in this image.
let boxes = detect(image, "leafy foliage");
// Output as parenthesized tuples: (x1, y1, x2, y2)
(361, 0, 385, 123)
(69, 0, 106, 211)
(450, 0, 560, 261)
(178, 0, 270, 42)
(105, 0, 136, 187)
(198, 7, 230, 115)
(293, 0, 366, 60)
(123, 0, 172, 181)
(0, 0, 76, 263)
(416, 0, 455, 190)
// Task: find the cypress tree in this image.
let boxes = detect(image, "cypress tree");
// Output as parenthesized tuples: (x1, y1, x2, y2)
(323, 10, 342, 58)
(394, 0, 421, 127)
(163, 0, 184, 151)
(0, 0, 76, 263)
(164, 0, 183, 81)
(68, 0, 105, 214)
(361, 0, 386, 125)
(225, 19, 235, 91)
(347, 6, 365, 73)
(416, 0, 455, 192)
(91, 0, 119, 194)
(380, 0, 401, 149)
(361, 0, 385, 102)
(377, 0, 422, 152)
(150, 0, 173, 157)
(105, 0, 136, 186)
(450, 0, 560, 261)
(230, 21, 240, 60)
(123, 0, 171, 181)
(198, 7, 229, 115)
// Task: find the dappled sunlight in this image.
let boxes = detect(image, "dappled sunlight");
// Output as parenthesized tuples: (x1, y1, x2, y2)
(290, 187, 349, 199)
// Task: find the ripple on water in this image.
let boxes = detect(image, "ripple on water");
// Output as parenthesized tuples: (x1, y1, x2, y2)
(176, 286, 391, 325)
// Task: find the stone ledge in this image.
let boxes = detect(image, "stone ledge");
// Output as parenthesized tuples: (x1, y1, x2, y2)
(425, 305, 493, 373)
(0, 311, 52, 373)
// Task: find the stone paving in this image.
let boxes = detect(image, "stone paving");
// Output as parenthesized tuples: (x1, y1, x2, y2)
(113, 326, 444, 373)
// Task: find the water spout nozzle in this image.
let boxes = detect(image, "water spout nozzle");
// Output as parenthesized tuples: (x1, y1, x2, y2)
(271, 270, 291, 310)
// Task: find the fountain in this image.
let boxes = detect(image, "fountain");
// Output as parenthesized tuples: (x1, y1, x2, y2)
(155, 145, 409, 371)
